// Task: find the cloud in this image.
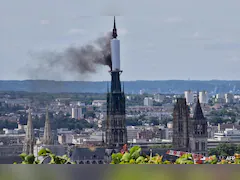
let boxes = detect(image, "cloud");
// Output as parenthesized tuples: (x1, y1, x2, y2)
(164, 17, 183, 23)
(67, 28, 86, 35)
(40, 19, 50, 25)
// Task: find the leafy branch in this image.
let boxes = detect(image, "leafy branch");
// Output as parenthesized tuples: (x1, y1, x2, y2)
(14, 148, 75, 164)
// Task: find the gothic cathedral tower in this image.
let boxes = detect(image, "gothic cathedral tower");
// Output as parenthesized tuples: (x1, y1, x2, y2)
(23, 108, 35, 154)
(172, 98, 189, 151)
(43, 106, 53, 145)
(189, 95, 208, 156)
(105, 17, 127, 148)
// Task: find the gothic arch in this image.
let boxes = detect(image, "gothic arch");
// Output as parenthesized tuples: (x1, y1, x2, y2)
(86, 161, 90, 164)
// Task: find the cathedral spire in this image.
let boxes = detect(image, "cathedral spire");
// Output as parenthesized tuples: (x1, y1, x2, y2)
(112, 16, 117, 39)
(43, 106, 53, 145)
(193, 95, 205, 120)
(23, 108, 35, 154)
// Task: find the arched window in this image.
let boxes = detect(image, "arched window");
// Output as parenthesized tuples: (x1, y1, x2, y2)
(195, 141, 199, 151)
(86, 161, 90, 164)
(92, 161, 97, 164)
(201, 142, 206, 151)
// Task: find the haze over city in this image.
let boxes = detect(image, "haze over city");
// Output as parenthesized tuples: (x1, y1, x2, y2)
(1, 0, 240, 81)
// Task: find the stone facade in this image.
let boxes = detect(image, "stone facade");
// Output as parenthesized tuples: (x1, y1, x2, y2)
(105, 18, 127, 149)
(172, 98, 189, 151)
(43, 108, 53, 145)
(189, 97, 208, 156)
(23, 109, 35, 154)
(172, 96, 208, 155)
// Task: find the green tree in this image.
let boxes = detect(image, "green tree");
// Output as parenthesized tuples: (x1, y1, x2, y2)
(14, 148, 75, 164)
(208, 143, 237, 156)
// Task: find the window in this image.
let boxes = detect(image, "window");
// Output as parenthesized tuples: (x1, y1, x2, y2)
(201, 142, 206, 151)
(195, 141, 199, 151)
(178, 122, 183, 132)
(196, 125, 203, 135)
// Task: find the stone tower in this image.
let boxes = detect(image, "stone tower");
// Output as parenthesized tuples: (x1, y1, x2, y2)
(105, 17, 127, 148)
(23, 108, 35, 154)
(43, 107, 53, 145)
(172, 98, 190, 151)
(189, 96, 208, 156)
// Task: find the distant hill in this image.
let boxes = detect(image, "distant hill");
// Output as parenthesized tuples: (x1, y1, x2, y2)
(0, 80, 240, 94)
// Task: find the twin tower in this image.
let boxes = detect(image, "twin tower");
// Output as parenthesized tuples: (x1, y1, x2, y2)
(23, 107, 53, 154)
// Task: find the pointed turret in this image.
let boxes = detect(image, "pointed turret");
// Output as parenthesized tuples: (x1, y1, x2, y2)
(43, 106, 53, 145)
(23, 108, 35, 154)
(112, 16, 117, 39)
(193, 95, 205, 120)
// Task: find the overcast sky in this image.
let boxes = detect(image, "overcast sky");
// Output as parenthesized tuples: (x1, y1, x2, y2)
(1, 0, 240, 81)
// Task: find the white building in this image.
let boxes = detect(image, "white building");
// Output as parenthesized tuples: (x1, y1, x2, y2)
(167, 121, 173, 129)
(77, 102, 85, 106)
(58, 134, 73, 145)
(225, 93, 234, 104)
(215, 93, 225, 103)
(92, 100, 106, 107)
(144, 97, 153, 106)
(126, 96, 131, 100)
(153, 94, 165, 103)
(213, 127, 240, 141)
(71, 108, 84, 119)
(184, 90, 194, 104)
(139, 89, 145, 95)
(199, 91, 208, 104)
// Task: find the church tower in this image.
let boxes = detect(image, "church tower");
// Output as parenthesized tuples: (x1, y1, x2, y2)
(172, 98, 190, 151)
(105, 17, 127, 148)
(43, 107, 53, 145)
(23, 108, 35, 154)
(189, 95, 208, 156)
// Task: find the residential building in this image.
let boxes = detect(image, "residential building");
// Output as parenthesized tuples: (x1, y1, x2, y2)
(144, 97, 153, 106)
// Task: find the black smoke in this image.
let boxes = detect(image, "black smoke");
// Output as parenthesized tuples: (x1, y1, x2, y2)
(26, 32, 112, 80)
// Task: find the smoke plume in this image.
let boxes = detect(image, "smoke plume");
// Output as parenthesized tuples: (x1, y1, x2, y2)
(27, 32, 112, 80)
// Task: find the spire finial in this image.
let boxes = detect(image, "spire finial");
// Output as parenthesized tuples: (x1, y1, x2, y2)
(196, 90, 200, 101)
(43, 105, 53, 145)
(112, 16, 117, 38)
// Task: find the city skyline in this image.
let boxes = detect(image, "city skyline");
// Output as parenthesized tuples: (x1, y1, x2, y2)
(1, 0, 240, 81)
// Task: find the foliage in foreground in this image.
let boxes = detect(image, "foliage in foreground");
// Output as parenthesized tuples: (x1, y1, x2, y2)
(14, 146, 240, 164)
(111, 146, 240, 164)
(14, 148, 75, 164)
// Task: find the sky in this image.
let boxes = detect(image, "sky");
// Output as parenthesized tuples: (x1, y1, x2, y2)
(1, 0, 240, 81)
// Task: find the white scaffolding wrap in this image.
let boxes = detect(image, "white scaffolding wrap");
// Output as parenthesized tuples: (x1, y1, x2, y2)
(111, 39, 120, 71)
